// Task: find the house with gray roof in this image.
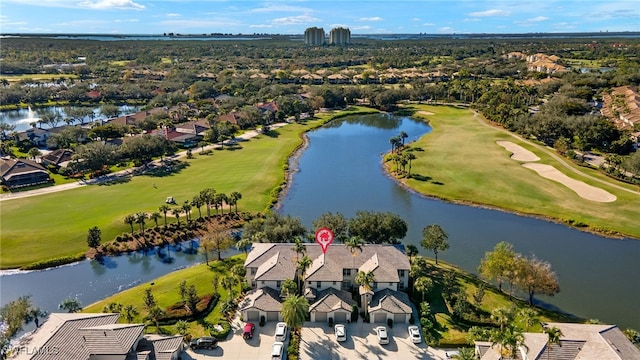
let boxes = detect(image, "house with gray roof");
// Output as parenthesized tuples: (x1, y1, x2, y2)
(243, 243, 412, 324)
(9, 313, 184, 360)
(475, 322, 640, 360)
(0, 158, 50, 189)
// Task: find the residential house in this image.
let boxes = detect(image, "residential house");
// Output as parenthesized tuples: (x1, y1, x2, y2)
(10, 313, 184, 360)
(475, 322, 640, 360)
(108, 108, 164, 127)
(601, 85, 640, 130)
(0, 158, 50, 188)
(40, 149, 74, 168)
(17, 128, 50, 147)
(242, 243, 412, 324)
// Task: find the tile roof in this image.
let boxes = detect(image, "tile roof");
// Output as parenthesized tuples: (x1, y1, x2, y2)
(41, 149, 73, 166)
(368, 289, 412, 315)
(239, 287, 283, 313)
(12, 313, 182, 360)
(309, 288, 355, 313)
(245, 243, 409, 284)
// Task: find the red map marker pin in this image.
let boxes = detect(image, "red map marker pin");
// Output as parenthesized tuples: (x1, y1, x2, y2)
(315, 228, 334, 254)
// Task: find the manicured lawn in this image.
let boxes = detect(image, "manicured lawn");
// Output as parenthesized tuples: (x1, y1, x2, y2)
(83, 254, 246, 337)
(0, 74, 78, 82)
(398, 104, 640, 239)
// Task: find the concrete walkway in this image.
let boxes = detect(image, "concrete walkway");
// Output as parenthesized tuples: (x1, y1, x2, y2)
(0, 123, 289, 202)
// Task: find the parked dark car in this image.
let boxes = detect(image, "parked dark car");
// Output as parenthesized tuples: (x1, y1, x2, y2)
(243, 322, 256, 339)
(190, 336, 218, 349)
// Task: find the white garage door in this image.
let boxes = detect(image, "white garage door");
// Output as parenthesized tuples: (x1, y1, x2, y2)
(246, 311, 260, 322)
(334, 312, 347, 323)
(393, 313, 406, 323)
(373, 312, 387, 323)
(267, 311, 279, 321)
(314, 312, 327, 322)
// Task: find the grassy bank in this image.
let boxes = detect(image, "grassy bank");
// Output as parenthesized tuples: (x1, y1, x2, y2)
(83, 254, 246, 337)
(395, 104, 640, 239)
(424, 258, 578, 346)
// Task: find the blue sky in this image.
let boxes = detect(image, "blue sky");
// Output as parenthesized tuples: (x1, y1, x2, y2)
(1, 0, 639, 35)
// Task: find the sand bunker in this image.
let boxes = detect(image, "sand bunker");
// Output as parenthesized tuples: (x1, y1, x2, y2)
(497, 141, 540, 162)
(418, 111, 434, 116)
(523, 163, 616, 202)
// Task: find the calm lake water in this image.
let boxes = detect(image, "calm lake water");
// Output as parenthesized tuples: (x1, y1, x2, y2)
(1, 113, 638, 330)
(0, 105, 140, 132)
(278, 113, 640, 329)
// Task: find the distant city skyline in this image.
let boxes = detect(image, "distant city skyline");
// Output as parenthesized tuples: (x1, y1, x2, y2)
(1, 0, 639, 35)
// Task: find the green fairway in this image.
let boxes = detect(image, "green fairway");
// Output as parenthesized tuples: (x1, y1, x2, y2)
(0, 121, 312, 268)
(399, 105, 640, 239)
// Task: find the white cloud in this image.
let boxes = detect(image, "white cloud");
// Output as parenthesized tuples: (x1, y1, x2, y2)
(358, 17, 383, 22)
(438, 26, 455, 33)
(160, 19, 242, 28)
(528, 16, 550, 22)
(250, 4, 312, 13)
(271, 14, 319, 25)
(352, 25, 372, 31)
(411, 17, 421, 22)
(423, 22, 435, 26)
(78, 0, 145, 10)
(467, 9, 510, 17)
(166, 13, 181, 17)
(249, 24, 273, 28)
(463, 18, 480, 22)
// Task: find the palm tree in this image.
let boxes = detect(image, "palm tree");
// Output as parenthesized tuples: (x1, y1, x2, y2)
(420, 224, 449, 264)
(174, 320, 189, 336)
(406, 244, 419, 263)
(229, 191, 242, 213)
(518, 307, 539, 332)
(296, 255, 313, 295)
(159, 205, 170, 227)
(123, 305, 138, 323)
(281, 278, 298, 298)
(124, 214, 136, 234)
(236, 237, 252, 254)
(222, 276, 235, 298)
(149, 212, 161, 227)
(181, 201, 192, 222)
(191, 195, 203, 219)
(452, 347, 476, 360)
(25, 307, 47, 328)
(399, 131, 408, 145)
(491, 306, 516, 332)
(172, 208, 181, 225)
(135, 212, 148, 233)
(404, 152, 417, 176)
(292, 237, 306, 261)
(355, 270, 375, 313)
(281, 294, 309, 337)
(544, 326, 563, 360)
(414, 276, 433, 301)
(147, 306, 165, 330)
(344, 236, 364, 256)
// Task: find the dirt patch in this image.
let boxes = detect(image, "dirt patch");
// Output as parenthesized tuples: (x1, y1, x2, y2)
(497, 140, 540, 162)
(523, 163, 616, 203)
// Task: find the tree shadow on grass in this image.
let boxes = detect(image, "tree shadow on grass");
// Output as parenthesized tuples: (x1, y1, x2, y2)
(97, 176, 132, 186)
(261, 129, 280, 138)
(141, 161, 190, 178)
(410, 174, 432, 182)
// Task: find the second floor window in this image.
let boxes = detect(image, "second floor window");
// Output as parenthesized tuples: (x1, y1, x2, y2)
(343, 269, 351, 276)
(398, 269, 405, 277)
(316, 281, 321, 289)
(276, 281, 281, 288)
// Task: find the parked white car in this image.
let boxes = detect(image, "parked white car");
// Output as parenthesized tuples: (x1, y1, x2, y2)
(376, 326, 389, 345)
(271, 341, 284, 359)
(408, 325, 422, 343)
(335, 324, 346, 342)
(445, 350, 460, 358)
(275, 322, 288, 342)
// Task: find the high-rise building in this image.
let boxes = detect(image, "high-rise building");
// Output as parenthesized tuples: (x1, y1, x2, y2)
(304, 27, 325, 45)
(329, 27, 351, 45)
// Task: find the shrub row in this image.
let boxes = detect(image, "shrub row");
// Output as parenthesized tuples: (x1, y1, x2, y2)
(21, 253, 86, 270)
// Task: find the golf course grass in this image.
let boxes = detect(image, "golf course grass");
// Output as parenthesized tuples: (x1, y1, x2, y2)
(396, 104, 640, 239)
(0, 108, 377, 269)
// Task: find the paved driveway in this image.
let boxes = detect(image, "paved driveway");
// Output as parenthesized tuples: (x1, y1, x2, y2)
(300, 321, 452, 360)
(182, 320, 285, 360)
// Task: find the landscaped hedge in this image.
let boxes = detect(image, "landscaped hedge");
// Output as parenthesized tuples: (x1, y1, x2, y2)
(287, 330, 301, 360)
(21, 253, 86, 270)
(160, 293, 220, 324)
(209, 320, 231, 339)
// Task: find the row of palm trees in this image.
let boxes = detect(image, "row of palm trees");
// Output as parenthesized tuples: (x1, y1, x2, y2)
(122, 189, 243, 233)
(388, 132, 418, 176)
